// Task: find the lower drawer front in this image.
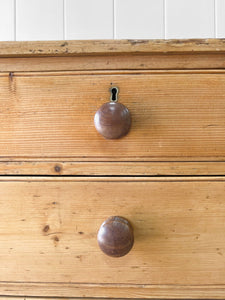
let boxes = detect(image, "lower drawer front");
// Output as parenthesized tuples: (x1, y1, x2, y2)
(1, 177, 225, 299)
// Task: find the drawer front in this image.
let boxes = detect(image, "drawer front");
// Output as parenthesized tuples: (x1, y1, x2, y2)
(1, 71, 225, 161)
(1, 177, 225, 298)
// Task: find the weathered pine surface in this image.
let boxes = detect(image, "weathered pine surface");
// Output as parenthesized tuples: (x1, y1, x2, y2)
(1, 54, 225, 71)
(0, 71, 225, 161)
(0, 40, 225, 175)
(1, 161, 225, 176)
(0, 40, 224, 300)
(0, 39, 225, 57)
(0, 177, 224, 298)
(0, 298, 132, 300)
(1, 40, 225, 72)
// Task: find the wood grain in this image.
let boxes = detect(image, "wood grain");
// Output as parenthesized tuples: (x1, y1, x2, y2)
(2, 283, 225, 299)
(0, 71, 225, 161)
(0, 161, 225, 175)
(0, 298, 99, 300)
(2, 54, 225, 72)
(0, 39, 225, 57)
(0, 298, 130, 300)
(0, 177, 225, 298)
(0, 39, 225, 299)
(0, 298, 121, 300)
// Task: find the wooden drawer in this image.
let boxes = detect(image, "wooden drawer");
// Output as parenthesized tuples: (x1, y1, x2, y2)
(1, 71, 225, 162)
(1, 39, 225, 300)
(1, 176, 225, 299)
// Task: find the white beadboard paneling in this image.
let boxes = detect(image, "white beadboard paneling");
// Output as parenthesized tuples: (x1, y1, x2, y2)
(216, 0, 225, 37)
(16, 0, 63, 41)
(115, 0, 164, 39)
(65, 0, 113, 40)
(0, 0, 14, 41)
(166, 0, 215, 39)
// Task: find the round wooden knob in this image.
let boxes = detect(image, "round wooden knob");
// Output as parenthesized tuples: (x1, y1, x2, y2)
(97, 216, 134, 257)
(94, 102, 131, 139)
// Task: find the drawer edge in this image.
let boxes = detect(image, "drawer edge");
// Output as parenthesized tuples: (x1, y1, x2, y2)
(1, 282, 225, 299)
(0, 162, 225, 176)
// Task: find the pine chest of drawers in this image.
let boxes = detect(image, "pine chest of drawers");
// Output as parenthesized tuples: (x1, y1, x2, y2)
(0, 39, 225, 299)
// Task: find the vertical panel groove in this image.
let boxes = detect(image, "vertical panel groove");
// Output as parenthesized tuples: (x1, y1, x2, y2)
(164, 0, 166, 39)
(63, 0, 65, 39)
(14, 0, 16, 41)
(215, 0, 217, 37)
(214, 0, 216, 37)
(113, 0, 115, 39)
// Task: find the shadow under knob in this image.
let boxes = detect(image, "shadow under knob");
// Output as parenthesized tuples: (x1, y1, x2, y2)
(97, 216, 134, 257)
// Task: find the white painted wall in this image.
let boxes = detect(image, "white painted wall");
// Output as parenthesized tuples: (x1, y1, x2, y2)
(0, 0, 223, 41)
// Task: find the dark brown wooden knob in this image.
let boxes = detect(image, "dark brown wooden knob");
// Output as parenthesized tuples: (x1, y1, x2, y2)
(97, 216, 134, 257)
(94, 102, 131, 139)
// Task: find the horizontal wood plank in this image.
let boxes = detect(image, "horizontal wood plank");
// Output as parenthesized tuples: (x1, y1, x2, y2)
(0, 176, 224, 181)
(0, 39, 225, 57)
(1, 53, 225, 72)
(0, 161, 225, 175)
(0, 298, 131, 300)
(0, 298, 124, 300)
(1, 283, 225, 299)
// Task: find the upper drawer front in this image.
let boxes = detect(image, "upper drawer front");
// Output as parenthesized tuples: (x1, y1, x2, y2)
(1, 71, 225, 161)
(1, 177, 225, 299)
